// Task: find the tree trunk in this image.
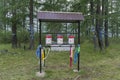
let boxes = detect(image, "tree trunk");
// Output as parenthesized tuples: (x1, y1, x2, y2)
(11, 1, 17, 48)
(116, 24, 119, 38)
(102, 0, 105, 47)
(29, 0, 34, 49)
(12, 22, 17, 48)
(90, 0, 97, 49)
(104, 0, 109, 47)
(3, 0, 7, 43)
(96, 0, 103, 50)
(90, 0, 94, 25)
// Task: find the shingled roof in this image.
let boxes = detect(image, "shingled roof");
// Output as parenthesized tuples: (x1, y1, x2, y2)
(37, 11, 84, 23)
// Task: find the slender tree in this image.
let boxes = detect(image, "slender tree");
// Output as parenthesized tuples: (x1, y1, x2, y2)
(29, 0, 34, 49)
(96, 0, 103, 50)
(104, 0, 109, 47)
(11, 0, 18, 48)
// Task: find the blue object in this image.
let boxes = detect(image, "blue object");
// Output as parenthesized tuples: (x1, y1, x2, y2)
(36, 45, 42, 58)
(74, 45, 80, 64)
(74, 51, 78, 64)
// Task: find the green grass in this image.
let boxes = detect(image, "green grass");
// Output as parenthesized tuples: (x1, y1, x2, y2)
(0, 41, 120, 80)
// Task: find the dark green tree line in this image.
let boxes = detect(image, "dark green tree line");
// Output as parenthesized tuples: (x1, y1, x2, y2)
(0, 0, 120, 50)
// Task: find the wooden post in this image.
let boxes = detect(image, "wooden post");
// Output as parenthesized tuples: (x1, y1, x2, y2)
(39, 20, 42, 73)
(78, 21, 80, 71)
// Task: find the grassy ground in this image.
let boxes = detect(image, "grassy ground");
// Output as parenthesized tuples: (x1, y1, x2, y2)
(0, 41, 120, 80)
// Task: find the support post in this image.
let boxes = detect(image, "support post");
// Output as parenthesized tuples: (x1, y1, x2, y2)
(44, 49, 45, 67)
(39, 20, 42, 73)
(78, 21, 80, 71)
(70, 45, 72, 68)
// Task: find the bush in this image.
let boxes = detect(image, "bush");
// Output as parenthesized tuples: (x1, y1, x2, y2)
(0, 31, 12, 44)
(17, 30, 29, 43)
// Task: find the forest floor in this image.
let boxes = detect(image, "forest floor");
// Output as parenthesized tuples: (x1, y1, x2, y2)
(0, 40, 120, 80)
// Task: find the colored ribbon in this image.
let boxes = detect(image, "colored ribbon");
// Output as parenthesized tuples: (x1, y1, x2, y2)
(70, 47, 73, 68)
(74, 45, 80, 64)
(36, 45, 41, 58)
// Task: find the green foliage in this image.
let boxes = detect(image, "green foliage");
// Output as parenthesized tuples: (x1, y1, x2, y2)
(0, 0, 120, 48)
(17, 29, 29, 43)
(0, 31, 11, 44)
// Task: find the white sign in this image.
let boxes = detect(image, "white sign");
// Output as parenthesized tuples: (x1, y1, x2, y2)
(46, 35, 52, 44)
(51, 45, 75, 51)
(57, 35, 63, 44)
(68, 35, 74, 44)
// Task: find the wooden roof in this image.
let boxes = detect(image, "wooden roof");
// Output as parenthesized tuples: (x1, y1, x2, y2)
(37, 11, 84, 23)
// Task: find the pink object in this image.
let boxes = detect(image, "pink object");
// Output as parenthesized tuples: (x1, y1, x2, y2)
(70, 47, 73, 68)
